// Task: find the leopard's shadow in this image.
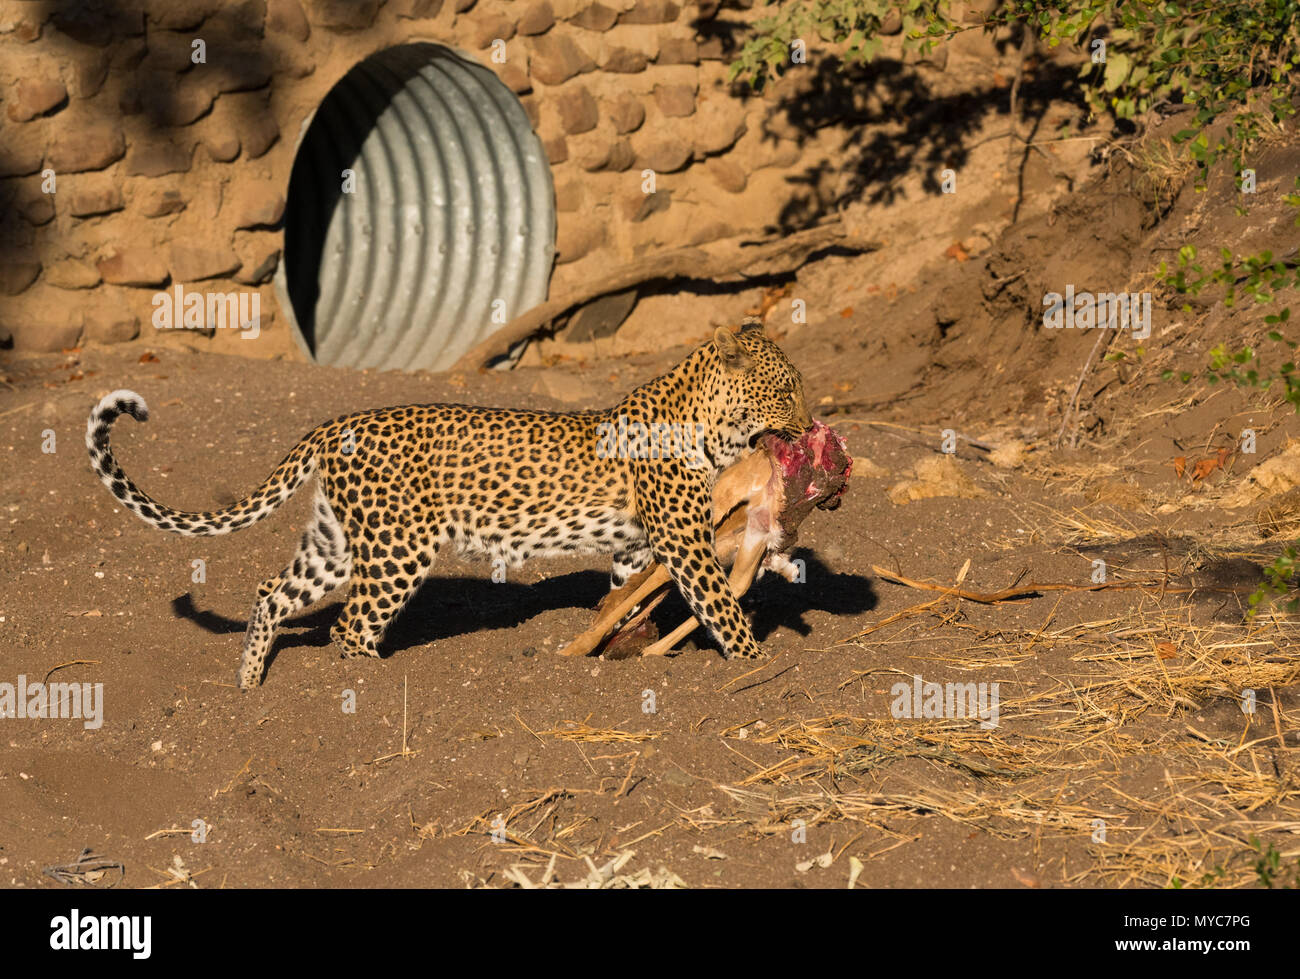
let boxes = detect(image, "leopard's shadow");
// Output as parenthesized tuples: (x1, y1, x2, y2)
(170, 570, 612, 666)
(658, 552, 878, 648)
(170, 552, 876, 669)
(746, 553, 878, 640)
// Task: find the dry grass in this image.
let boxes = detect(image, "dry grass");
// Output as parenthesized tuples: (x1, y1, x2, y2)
(418, 442, 1300, 889)
(1128, 136, 1197, 212)
(486, 851, 688, 889)
(538, 720, 662, 743)
(693, 589, 1299, 887)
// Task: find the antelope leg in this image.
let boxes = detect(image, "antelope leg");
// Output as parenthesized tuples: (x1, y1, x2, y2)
(604, 508, 751, 645)
(641, 532, 769, 657)
(558, 565, 673, 657)
(563, 450, 773, 658)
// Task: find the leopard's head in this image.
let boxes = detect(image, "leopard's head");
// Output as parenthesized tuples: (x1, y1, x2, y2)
(708, 318, 812, 446)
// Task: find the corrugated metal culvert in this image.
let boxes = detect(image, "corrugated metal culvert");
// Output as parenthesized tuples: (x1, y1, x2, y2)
(280, 42, 555, 371)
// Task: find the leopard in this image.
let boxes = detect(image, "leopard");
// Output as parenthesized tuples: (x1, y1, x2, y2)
(86, 317, 812, 689)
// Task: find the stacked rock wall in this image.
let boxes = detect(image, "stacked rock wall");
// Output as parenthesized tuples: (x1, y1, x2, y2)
(0, 0, 849, 361)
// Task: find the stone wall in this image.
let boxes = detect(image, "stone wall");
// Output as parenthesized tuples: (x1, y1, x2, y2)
(0, 0, 858, 361)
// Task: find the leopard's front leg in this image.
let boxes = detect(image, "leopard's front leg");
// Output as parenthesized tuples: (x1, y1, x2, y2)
(633, 461, 762, 660)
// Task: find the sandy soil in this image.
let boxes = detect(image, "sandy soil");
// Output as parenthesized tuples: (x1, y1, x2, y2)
(1, 121, 1298, 891)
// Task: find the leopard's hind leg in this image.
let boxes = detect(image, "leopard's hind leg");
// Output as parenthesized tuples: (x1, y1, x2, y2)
(329, 527, 436, 661)
(236, 486, 351, 689)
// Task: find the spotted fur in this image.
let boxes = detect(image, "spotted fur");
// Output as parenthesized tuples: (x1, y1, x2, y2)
(87, 319, 811, 688)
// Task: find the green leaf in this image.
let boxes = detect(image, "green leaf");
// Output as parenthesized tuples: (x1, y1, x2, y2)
(1103, 51, 1132, 91)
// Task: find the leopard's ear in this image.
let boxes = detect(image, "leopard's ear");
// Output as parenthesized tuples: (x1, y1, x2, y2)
(713, 326, 751, 369)
(739, 316, 764, 335)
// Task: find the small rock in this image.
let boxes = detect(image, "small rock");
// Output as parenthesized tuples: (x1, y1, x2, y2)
(887, 456, 985, 505)
(234, 242, 280, 285)
(466, 12, 515, 49)
(202, 130, 241, 163)
(45, 258, 102, 290)
(6, 77, 67, 122)
(656, 36, 698, 65)
(633, 136, 691, 173)
(543, 134, 568, 164)
(0, 261, 41, 295)
(566, 289, 637, 341)
(850, 456, 889, 479)
(68, 51, 111, 99)
(169, 242, 242, 282)
(599, 45, 647, 73)
(148, 0, 221, 30)
(85, 309, 140, 344)
(18, 195, 55, 225)
(556, 85, 598, 134)
(267, 0, 311, 40)
(239, 106, 279, 158)
(706, 157, 746, 193)
(139, 78, 214, 126)
(5, 316, 81, 351)
(528, 34, 595, 85)
(517, 1, 554, 35)
(124, 139, 194, 177)
(230, 183, 286, 228)
(662, 768, 693, 787)
(137, 186, 188, 218)
(67, 180, 125, 217)
(653, 83, 695, 118)
(306, 0, 383, 31)
(693, 97, 747, 154)
(47, 123, 126, 173)
(619, 0, 680, 24)
(97, 248, 169, 287)
(607, 94, 645, 134)
(0, 144, 44, 177)
(498, 63, 531, 94)
(621, 187, 671, 222)
(569, 2, 618, 31)
(576, 138, 633, 172)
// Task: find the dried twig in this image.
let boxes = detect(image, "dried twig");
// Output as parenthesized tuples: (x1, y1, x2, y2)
(43, 848, 125, 888)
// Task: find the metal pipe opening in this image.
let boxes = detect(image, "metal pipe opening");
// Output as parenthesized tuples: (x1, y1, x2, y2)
(280, 42, 555, 371)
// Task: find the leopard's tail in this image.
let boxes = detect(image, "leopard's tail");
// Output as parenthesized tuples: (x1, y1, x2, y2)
(86, 389, 319, 537)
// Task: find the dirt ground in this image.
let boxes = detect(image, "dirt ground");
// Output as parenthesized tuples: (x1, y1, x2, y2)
(3, 118, 1299, 890)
